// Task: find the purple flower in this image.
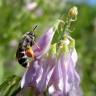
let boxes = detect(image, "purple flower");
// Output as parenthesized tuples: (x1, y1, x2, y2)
(48, 49, 80, 96)
(21, 30, 81, 96)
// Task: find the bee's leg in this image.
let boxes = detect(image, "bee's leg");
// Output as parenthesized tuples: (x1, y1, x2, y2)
(33, 41, 41, 50)
(34, 42, 40, 49)
(26, 62, 30, 68)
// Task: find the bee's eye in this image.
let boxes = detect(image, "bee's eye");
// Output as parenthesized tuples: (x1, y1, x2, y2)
(29, 32, 35, 36)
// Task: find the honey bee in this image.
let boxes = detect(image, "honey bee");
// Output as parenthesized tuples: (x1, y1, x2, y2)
(16, 26, 38, 68)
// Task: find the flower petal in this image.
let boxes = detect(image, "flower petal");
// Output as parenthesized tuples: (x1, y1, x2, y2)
(21, 60, 43, 88)
(60, 54, 70, 93)
(21, 55, 56, 93)
(48, 57, 64, 95)
(33, 27, 55, 58)
(68, 86, 83, 96)
(37, 55, 56, 92)
(71, 48, 78, 67)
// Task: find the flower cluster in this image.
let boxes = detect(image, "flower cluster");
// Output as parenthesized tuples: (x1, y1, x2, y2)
(21, 26, 81, 96)
(20, 6, 82, 96)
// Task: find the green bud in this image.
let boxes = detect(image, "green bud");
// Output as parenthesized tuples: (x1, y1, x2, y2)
(68, 6, 78, 17)
(62, 44, 69, 54)
(49, 43, 56, 55)
(69, 39, 75, 48)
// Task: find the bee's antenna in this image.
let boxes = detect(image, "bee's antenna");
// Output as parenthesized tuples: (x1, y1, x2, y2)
(32, 25, 38, 32)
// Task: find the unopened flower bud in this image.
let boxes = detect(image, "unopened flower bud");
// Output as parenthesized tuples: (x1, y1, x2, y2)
(49, 43, 56, 55)
(69, 39, 75, 48)
(68, 6, 78, 17)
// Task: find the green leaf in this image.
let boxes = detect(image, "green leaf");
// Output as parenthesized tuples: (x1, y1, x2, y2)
(0, 75, 21, 96)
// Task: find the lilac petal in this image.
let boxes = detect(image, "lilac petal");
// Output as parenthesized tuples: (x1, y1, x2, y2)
(60, 55, 70, 93)
(70, 48, 78, 67)
(58, 48, 79, 86)
(51, 90, 64, 96)
(48, 57, 64, 95)
(74, 70, 80, 86)
(67, 51, 80, 86)
(21, 60, 43, 88)
(21, 56, 56, 93)
(33, 27, 55, 58)
(48, 56, 70, 95)
(37, 56, 56, 92)
(68, 86, 83, 96)
(61, 53, 80, 94)
(48, 53, 80, 95)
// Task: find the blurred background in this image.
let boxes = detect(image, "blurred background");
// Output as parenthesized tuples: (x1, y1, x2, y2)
(0, 0, 96, 96)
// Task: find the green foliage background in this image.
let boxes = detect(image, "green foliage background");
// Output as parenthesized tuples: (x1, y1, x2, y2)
(0, 0, 96, 96)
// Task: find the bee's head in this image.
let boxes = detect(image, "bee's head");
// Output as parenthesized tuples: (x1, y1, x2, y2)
(28, 32, 35, 37)
(29, 25, 37, 36)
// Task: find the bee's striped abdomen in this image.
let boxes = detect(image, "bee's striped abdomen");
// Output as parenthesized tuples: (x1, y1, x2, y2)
(16, 47, 28, 67)
(18, 56, 28, 67)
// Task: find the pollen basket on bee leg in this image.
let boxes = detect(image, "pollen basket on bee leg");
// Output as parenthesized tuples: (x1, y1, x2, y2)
(25, 47, 36, 60)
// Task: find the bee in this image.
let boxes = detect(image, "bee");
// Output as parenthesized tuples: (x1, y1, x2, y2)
(16, 26, 38, 68)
